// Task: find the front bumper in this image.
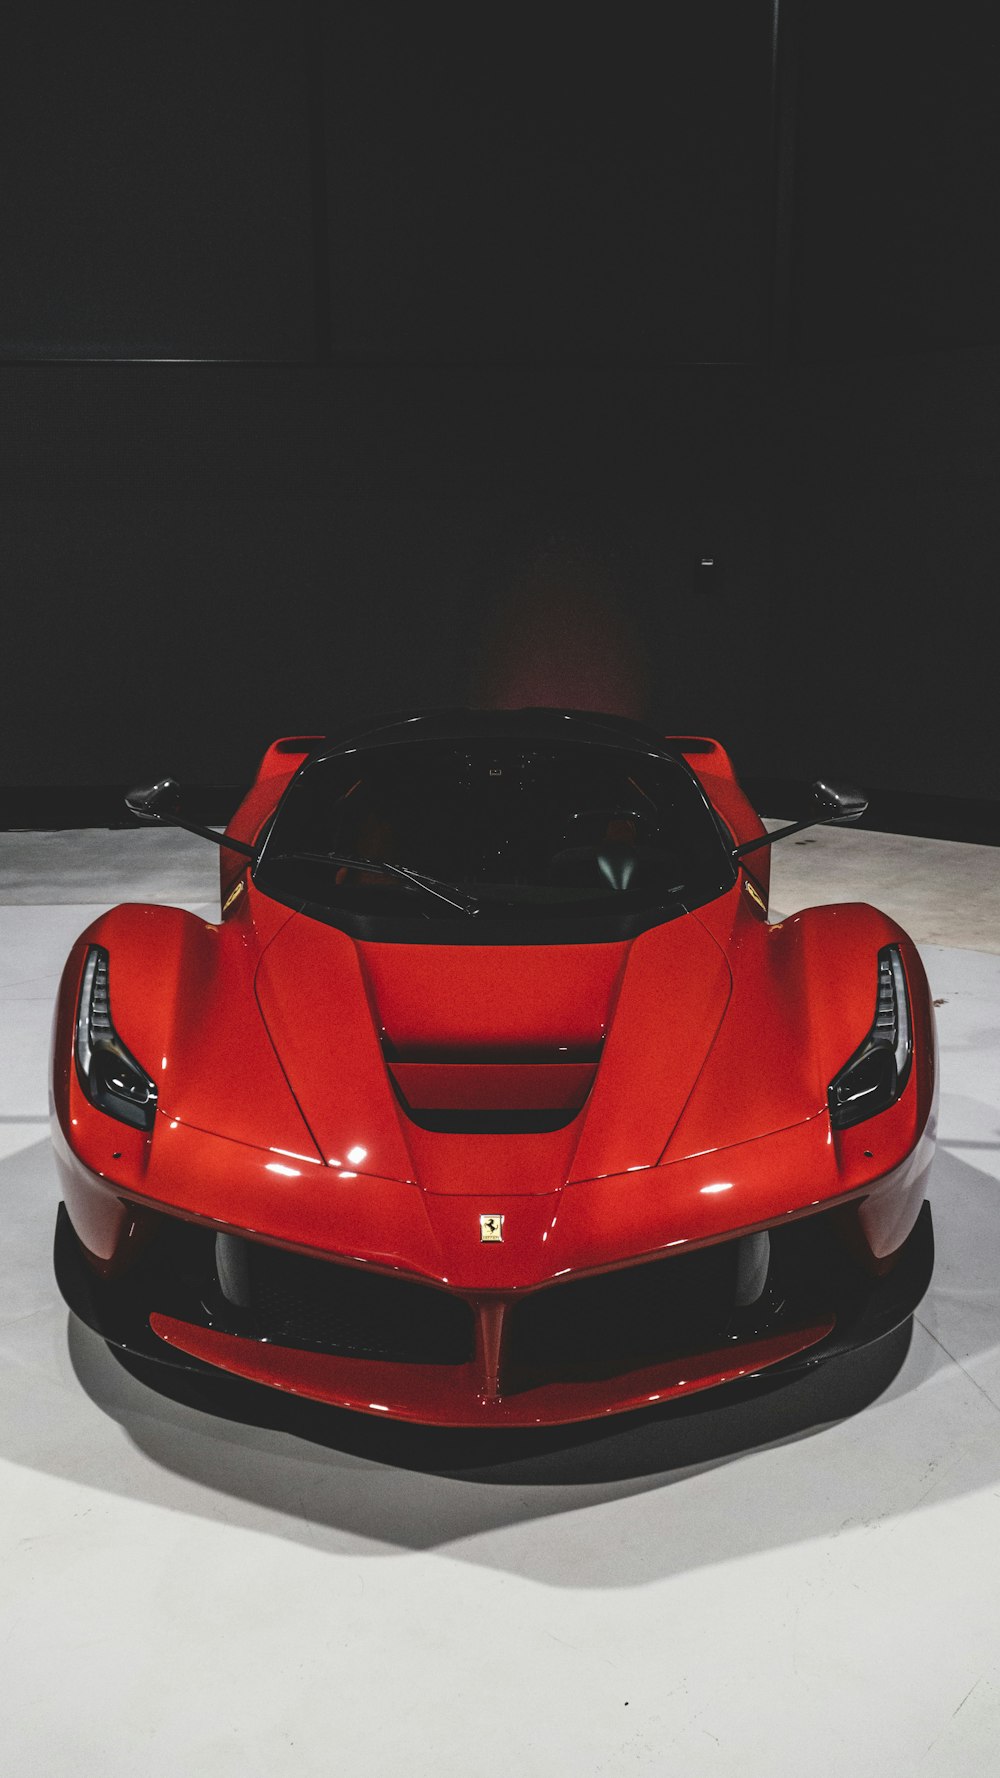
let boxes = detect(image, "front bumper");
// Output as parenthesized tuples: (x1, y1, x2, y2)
(54, 1197, 934, 1427)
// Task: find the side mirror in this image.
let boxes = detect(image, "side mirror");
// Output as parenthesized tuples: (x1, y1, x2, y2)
(733, 776, 869, 861)
(811, 780, 868, 824)
(124, 777, 183, 822)
(122, 778, 256, 857)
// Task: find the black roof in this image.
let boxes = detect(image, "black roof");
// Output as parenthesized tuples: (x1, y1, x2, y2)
(312, 707, 677, 764)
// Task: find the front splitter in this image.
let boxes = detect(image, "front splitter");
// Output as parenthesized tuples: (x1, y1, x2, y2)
(147, 1310, 834, 1427)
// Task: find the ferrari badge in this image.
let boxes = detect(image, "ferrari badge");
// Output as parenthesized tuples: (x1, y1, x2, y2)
(480, 1213, 505, 1243)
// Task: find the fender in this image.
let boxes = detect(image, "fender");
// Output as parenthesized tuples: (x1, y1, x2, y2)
(671, 735, 771, 901)
(668, 895, 935, 1162)
(54, 898, 319, 1159)
(219, 735, 321, 907)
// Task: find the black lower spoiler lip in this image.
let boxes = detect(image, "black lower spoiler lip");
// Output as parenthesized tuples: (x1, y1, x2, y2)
(757, 1199, 934, 1378)
(54, 1202, 218, 1376)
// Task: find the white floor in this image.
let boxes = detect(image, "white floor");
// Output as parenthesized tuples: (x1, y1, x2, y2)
(1, 826, 998, 1777)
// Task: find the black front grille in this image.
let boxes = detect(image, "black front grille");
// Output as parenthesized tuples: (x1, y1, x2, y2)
(500, 1210, 854, 1393)
(230, 1240, 476, 1365)
(503, 1240, 743, 1390)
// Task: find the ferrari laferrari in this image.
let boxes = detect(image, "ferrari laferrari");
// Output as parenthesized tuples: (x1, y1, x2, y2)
(52, 709, 936, 1426)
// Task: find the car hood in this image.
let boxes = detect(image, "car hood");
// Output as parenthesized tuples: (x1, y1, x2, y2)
(254, 911, 734, 1194)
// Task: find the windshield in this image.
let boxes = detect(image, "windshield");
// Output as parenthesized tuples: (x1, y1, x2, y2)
(254, 739, 735, 932)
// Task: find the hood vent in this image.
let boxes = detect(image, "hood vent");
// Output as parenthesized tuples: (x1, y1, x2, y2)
(384, 1043, 601, 1135)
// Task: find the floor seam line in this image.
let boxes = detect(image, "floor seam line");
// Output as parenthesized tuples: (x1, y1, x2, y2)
(914, 1313, 1000, 1416)
(0, 1301, 60, 1335)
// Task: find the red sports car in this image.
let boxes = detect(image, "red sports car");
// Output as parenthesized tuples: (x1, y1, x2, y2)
(52, 709, 936, 1426)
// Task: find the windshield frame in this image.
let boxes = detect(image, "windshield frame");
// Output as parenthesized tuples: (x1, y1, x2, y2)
(251, 730, 738, 946)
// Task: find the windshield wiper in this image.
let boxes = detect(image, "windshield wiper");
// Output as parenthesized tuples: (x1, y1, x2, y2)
(272, 850, 480, 916)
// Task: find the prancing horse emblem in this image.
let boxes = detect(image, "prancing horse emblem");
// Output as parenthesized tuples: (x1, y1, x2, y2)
(480, 1213, 505, 1243)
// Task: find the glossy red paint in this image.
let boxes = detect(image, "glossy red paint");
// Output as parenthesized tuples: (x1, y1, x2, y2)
(219, 734, 321, 906)
(51, 727, 937, 1425)
(356, 931, 626, 1052)
(147, 1312, 836, 1427)
(388, 1059, 596, 1112)
(53, 1046, 932, 1291)
(677, 736, 771, 901)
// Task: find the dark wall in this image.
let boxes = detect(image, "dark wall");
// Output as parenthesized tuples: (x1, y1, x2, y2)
(1, 361, 778, 786)
(2, 2, 998, 810)
(0, 2, 316, 359)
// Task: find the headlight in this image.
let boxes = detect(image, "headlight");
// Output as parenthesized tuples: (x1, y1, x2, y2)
(828, 945, 912, 1129)
(75, 947, 157, 1132)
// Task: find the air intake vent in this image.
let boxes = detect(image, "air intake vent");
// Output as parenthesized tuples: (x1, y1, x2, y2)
(214, 1235, 475, 1364)
(384, 1048, 600, 1133)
